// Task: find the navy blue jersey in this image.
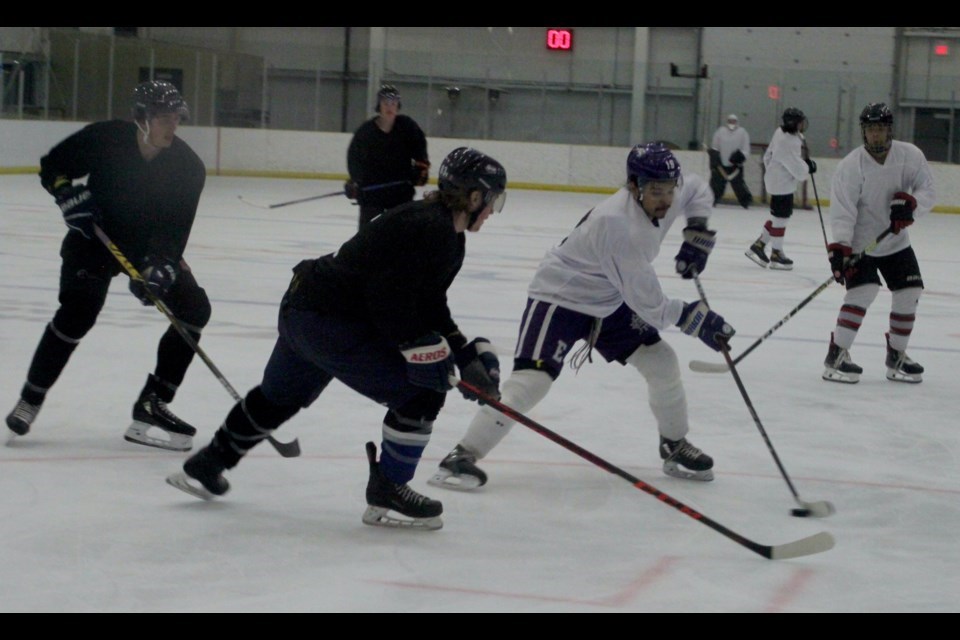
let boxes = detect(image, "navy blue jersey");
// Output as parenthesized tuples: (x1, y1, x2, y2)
(347, 114, 428, 210)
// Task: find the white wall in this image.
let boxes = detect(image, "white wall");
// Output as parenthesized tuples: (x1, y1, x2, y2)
(1, 119, 957, 214)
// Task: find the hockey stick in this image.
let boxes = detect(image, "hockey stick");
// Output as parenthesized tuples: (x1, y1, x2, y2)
(691, 271, 834, 518)
(806, 155, 830, 251)
(93, 225, 301, 458)
(689, 229, 893, 374)
(238, 180, 410, 210)
(452, 378, 834, 559)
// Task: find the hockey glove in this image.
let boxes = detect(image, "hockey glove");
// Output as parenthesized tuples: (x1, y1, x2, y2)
(729, 149, 746, 167)
(344, 180, 360, 200)
(54, 183, 100, 240)
(400, 333, 455, 393)
(804, 158, 817, 174)
(677, 301, 735, 352)
(827, 242, 854, 285)
(129, 256, 179, 305)
(411, 160, 431, 187)
(674, 225, 716, 280)
(454, 338, 501, 404)
(889, 191, 917, 234)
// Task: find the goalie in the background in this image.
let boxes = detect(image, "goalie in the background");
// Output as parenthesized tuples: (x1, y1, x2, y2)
(709, 113, 753, 209)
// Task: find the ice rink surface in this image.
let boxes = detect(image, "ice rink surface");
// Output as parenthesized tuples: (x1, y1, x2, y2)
(2, 174, 958, 612)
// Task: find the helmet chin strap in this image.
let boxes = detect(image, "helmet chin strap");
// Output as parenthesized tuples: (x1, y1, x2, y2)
(135, 119, 153, 145)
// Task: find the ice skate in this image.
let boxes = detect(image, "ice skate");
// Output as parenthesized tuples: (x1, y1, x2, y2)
(822, 333, 862, 384)
(769, 249, 794, 271)
(6, 398, 40, 441)
(745, 238, 769, 268)
(363, 441, 443, 530)
(660, 436, 714, 481)
(126, 390, 197, 452)
(428, 444, 488, 491)
(166, 443, 230, 500)
(885, 333, 923, 383)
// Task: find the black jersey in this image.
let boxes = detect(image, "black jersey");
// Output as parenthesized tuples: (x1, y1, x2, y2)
(286, 199, 466, 349)
(346, 114, 428, 210)
(39, 119, 206, 267)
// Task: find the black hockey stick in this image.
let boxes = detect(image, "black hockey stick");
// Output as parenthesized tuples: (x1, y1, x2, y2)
(238, 179, 410, 210)
(691, 271, 834, 518)
(806, 161, 830, 252)
(689, 229, 893, 374)
(93, 225, 301, 458)
(452, 377, 834, 560)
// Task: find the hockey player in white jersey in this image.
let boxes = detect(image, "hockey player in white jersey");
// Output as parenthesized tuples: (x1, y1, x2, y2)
(429, 142, 735, 491)
(822, 102, 935, 384)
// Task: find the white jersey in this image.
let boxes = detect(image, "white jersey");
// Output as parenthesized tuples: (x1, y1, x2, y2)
(526, 173, 713, 329)
(712, 124, 751, 166)
(828, 140, 935, 256)
(762, 127, 809, 195)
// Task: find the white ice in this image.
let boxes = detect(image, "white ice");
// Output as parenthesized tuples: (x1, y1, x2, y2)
(2, 174, 959, 612)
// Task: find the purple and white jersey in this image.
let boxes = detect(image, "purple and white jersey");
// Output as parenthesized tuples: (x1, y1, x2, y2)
(526, 173, 713, 330)
(829, 140, 935, 256)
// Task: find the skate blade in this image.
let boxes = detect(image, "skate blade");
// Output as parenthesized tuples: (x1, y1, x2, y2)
(166, 472, 218, 501)
(744, 251, 769, 269)
(822, 369, 860, 384)
(768, 262, 794, 271)
(361, 506, 443, 531)
(125, 421, 193, 452)
(662, 461, 714, 482)
(427, 468, 484, 491)
(886, 369, 922, 384)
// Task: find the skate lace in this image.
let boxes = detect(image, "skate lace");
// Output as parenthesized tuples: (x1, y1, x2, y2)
(668, 439, 703, 462)
(396, 483, 430, 506)
(11, 400, 39, 423)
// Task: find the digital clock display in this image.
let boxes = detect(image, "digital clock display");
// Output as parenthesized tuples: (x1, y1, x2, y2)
(546, 28, 573, 51)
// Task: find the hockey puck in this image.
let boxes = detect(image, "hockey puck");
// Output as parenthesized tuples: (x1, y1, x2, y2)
(790, 508, 812, 518)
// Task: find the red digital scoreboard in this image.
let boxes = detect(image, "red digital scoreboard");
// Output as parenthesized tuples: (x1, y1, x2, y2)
(546, 28, 573, 51)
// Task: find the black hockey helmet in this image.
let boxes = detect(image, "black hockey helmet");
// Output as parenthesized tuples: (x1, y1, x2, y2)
(438, 147, 507, 221)
(859, 102, 893, 155)
(375, 83, 402, 112)
(133, 80, 189, 122)
(627, 141, 682, 189)
(781, 107, 806, 133)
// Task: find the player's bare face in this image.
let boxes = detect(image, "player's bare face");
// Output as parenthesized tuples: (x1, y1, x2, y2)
(468, 205, 494, 232)
(148, 113, 181, 148)
(640, 181, 677, 219)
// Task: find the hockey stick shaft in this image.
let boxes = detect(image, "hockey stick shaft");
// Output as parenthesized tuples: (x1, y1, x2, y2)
(251, 179, 412, 209)
(691, 272, 831, 516)
(452, 377, 833, 559)
(689, 229, 893, 374)
(93, 225, 301, 458)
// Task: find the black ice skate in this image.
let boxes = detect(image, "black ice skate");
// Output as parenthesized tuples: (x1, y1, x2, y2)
(362, 441, 443, 531)
(126, 390, 197, 452)
(660, 436, 714, 481)
(885, 333, 923, 384)
(166, 443, 231, 500)
(427, 444, 488, 491)
(745, 238, 770, 269)
(822, 333, 862, 384)
(769, 249, 794, 271)
(6, 398, 40, 441)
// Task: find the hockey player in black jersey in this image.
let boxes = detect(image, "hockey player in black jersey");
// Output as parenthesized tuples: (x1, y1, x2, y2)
(166, 147, 506, 530)
(5, 80, 209, 452)
(344, 84, 430, 229)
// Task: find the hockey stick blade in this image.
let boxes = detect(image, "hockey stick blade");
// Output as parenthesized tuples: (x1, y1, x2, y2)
(689, 359, 730, 373)
(267, 434, 301, 458)
(454, 377, 835, 560)
(768, 531, 835, 560)
(794, 499, 836, 518)
(237, 195, 271, 209)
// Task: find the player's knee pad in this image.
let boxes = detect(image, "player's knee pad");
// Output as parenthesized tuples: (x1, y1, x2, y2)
(844, 282, 880, 309)
(395, 389, 447, 424)
(501, 369, 553, 414)
(626, 340, 688, 439)
(891, 286, 921, 315)
(627, 340, 680, 387)
(51, 297, 103, 340)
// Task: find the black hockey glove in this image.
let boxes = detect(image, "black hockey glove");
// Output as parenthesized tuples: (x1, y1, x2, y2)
(344, 180, 360, 200)
(827, 242, 854, 285)
(411, 160, 430, 187)
(889, 191, 917, 234)
(804, 158, 817, 174)
(400, 333, 455, 393)
(674, 225, 716, 280)
(729, 149, 746, 166)
(454, 338, 501, 404)
(129, 256, 179, 305)
(54, 183, 100, 240)
(677, 301, 735, 352)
